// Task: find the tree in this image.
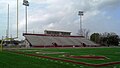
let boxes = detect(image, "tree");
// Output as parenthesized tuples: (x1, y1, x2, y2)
(77, 28, 90, 39)
(91, 32, 119, 46)
(102, 32, 119, 46)
(107, 35, 119, 46)
(100, 36, 109, 46)
(90, 33, 100, 43)
(100, 32, 110, 46)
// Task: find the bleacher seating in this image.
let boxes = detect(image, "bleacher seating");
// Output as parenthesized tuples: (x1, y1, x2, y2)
(24, 33, 99, 47)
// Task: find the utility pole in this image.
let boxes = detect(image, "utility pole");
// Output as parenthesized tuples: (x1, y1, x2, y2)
(23, 0, 29, 33)
(78, 11, 84, 36)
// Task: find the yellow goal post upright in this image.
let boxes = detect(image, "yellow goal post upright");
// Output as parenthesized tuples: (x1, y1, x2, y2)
(0, 39, 4, 51)
(0, 38, 10, 51)
(0, 37, 19, 52)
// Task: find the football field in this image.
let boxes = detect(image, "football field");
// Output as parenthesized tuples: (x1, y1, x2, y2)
(0, 47, 120, 68)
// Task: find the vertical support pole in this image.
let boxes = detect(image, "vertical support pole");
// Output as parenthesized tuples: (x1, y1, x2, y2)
(7, 4, 9, 38)
(78, 11, 84, 36)
(25, 6, 27, 33)
(80, 15, 82, 36)
(17, 0, 19, 38)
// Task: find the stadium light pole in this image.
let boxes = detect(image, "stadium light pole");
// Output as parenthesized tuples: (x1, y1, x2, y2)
(7, 4, 10, 39)
(6, 4, 9, 38)
(23, 0, 29, 33)
(78, 11, 84, 36)
(16, 0, 19, 38)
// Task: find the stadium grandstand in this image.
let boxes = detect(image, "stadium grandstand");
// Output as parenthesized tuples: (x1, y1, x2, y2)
(23, 30, 99, 48)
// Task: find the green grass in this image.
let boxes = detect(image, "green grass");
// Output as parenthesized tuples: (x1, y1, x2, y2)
(0, 51, 82, 68)
(16, 48, 120, 64)
(1, 47, 120, 68)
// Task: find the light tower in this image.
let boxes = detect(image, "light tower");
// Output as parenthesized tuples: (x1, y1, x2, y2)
(16, 0, 19, 38)
(78, 11, 84, 36)
(7, 4, 10, 39)
(23, 0, 29, 33)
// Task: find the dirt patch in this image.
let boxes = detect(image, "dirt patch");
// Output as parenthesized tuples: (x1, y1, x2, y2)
(115, 52, 120, 54)
(69, 55, 108, 60)
(35, 52, 67, 55)
(17, 50, 42, 52)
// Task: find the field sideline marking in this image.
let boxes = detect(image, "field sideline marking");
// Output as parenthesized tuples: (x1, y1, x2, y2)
(8, 50, 120, 67)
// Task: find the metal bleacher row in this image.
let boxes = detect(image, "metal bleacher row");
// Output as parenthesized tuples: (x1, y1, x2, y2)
(24, 34, 99, 47)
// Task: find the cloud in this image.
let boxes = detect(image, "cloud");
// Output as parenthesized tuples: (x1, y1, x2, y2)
(19, 0, 120, 32)
(0, 0, 120, 39)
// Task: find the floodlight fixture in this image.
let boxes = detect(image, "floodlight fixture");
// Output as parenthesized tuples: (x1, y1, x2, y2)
(78, 11, 84, 16)
(23, 0, 29, 6)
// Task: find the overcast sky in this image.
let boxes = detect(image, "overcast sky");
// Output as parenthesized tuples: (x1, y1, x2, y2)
(0, 0, 120, 40)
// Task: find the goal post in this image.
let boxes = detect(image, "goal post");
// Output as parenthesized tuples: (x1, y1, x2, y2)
(0, 39, 4, 51)
(0, 38, 12, 51)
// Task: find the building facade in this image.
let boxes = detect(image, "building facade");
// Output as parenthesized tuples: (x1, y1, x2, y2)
(44, 30, 71, 36)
